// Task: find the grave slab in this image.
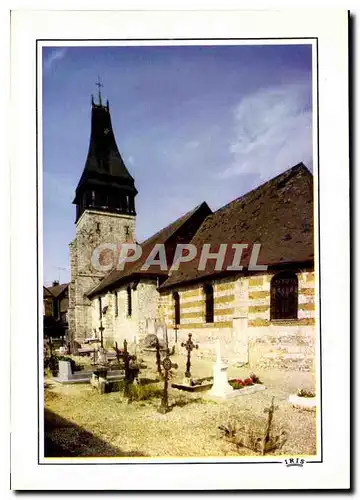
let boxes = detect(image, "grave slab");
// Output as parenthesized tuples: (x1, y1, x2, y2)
(204, 383, 266, 400)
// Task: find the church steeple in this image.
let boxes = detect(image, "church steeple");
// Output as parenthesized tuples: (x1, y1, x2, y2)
(73, 83, 137, 222)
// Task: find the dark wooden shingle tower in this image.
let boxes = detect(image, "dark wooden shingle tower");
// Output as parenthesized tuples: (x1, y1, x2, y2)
(73, 88, 137, 221)
(68, 83, 137, 344)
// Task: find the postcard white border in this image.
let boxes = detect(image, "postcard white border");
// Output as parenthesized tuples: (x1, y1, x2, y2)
(11, 8, 349, 490)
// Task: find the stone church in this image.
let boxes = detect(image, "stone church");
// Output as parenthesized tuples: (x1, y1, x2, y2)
(68, 91, 316, 369)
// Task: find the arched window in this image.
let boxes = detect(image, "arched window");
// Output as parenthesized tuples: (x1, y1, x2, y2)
(114, 291, 118, 317)
(270, 272, 298, 320)
(98, 297, 102, 320)
(127, 286, 132, 317)
(204, 284, 214, 323)
(173, 291, 180, 325)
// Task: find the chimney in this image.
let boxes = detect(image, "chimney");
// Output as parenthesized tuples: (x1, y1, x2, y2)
(52, 280, 59, 287)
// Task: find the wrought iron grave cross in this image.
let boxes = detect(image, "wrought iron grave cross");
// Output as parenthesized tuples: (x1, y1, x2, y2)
(262, 396, 279, 455)
(99, 321, 105, 348)
(155, 337, 162, 375)
(158, 348, 178, 414)
(181, 333, 198, 378)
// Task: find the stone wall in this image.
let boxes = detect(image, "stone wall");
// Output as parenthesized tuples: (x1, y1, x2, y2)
(68, 209, 136, 343)
(160, 268, 316, 370)
(90, 279, 160, 347)
(246, 269, 316, 370)
(162, 277, 236, 357)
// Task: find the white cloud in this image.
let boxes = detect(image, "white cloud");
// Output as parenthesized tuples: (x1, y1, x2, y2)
(218, 83, 312, 181)
(185, 140, 200, 149)
(44, 48, 67, 72)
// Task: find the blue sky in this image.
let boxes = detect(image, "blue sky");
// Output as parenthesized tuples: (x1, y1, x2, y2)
(42, 43, 313, 285)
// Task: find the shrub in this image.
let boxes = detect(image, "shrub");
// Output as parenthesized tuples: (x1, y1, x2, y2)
(218, 410, 288, 455)
(297, 388, 315, 398)
(250, 373, 263, 384)
(126, 382, 163, 402)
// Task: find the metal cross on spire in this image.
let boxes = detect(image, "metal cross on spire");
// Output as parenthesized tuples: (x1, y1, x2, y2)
(95, 76, 104, 105)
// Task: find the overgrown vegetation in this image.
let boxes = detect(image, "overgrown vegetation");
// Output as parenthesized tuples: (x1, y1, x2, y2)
(297, 388, 315, 398)
(44, 347, 84, 377)
(126, 382, 163, 402)
(218, 399, 288, 455)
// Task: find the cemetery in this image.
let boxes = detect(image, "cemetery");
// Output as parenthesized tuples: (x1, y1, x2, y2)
(44, 332, 317, 458)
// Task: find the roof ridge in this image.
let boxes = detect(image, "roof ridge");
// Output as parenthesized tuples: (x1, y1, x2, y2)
(139, 201, 209, 246)
(214, 162, 311, 215)
(86, 201, 211, 297)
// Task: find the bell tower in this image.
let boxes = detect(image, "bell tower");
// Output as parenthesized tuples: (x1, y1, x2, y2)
(68, 81, 137, 344)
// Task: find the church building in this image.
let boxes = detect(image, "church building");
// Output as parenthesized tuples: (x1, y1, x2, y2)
(68, 90, 316, 370)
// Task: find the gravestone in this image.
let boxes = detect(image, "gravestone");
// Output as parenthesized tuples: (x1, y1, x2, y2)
(90, 371, 109, 394)
(97, 347, 107, 366)
(156, 322, 168, 347)
(208, 339, 234, 398)
(58, 360, 72, 381)
(146, 318, 156, 335)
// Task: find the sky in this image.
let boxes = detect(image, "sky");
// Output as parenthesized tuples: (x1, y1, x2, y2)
(42, 43, 313, 286)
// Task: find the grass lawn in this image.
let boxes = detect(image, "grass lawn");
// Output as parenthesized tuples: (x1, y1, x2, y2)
(44, 350, 318, 459)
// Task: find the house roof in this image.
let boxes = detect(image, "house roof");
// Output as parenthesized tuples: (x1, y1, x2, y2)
(160, 162, 314, 289)
(47, 283, 69, 298)
(87, 202, 212, 297)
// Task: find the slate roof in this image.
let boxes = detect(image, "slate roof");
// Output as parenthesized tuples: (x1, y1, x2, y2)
(73, 102, 137, 204)
(47, 283, 69, 298)
(87, 202, 212, 297)
(160, 163, 314, 289)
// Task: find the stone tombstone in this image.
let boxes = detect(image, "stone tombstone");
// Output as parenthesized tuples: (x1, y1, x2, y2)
(58, 360, 72, 381)
(156, 322, 167, 346)
(146, 318, 156, 335)
(97, 347, 107, 365)
(59, 346, 68, 355)
(208, 339, 234, 398)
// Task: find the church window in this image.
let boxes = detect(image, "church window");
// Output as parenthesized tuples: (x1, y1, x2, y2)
(127, 286, 132, 317)
(98, 297, 102, 320)
(270, 271, 298, 320)
(173, 291, 180, 325)
(124, 225, 130, 236)
(204, 284, 214, 323)
(114, 291, 118, 317)
(91, 190, 95, 205)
